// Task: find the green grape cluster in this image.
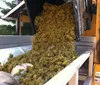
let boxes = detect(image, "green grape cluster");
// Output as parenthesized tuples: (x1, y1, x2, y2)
(0, 2, 77, 85)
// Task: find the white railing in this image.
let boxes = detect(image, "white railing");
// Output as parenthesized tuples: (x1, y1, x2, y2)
(45, 51, 93, 85)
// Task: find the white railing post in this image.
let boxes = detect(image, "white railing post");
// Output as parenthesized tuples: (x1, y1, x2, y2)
(88, 52, 94, 77)
(69, 71, 78, 85)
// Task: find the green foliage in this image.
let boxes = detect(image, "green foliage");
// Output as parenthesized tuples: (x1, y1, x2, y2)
(0, 0, 16, 14)
(9, 54, 14, 58)
(21, 23, 32, 35)
(0, 0, 32, 35)
(0, 25, 16, 35)
(0, 2, 77, 85)
(0, 0, 16, 29)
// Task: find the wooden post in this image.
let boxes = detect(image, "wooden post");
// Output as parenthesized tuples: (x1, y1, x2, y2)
(19, 13, 22, 35)
(16, 20, 18, 33)
(16, 0, 21, 35)
(69, 71, 78, 85)
(16, 14, 20, 35)
(95, 0, 100, 64)
(88, 52, 94, 76)
(16, 0, 19, 35)
(16, 12, 22, 35)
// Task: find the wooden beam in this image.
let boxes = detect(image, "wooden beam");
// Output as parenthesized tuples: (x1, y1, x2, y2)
(19, 13, 22, 35)
(16, 20, 18, 33)
(1, 1, 25, 19)
(16, 12, 21, 35)
(95, 0, 100, 63)
(21, 15, 30, 23)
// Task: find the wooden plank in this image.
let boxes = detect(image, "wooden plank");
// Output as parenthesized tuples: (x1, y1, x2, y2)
(17, 11, 21, 35)
(94, 0, 100, 63)
(69, 71, 78, 85)
(0, 36, 32, 49)
(21, 15, 30, 23)
(19, 13, 22, 35)
(83, 77, 92, 85)
(88, 52, 94, 76)
(45, 51, 92, 85)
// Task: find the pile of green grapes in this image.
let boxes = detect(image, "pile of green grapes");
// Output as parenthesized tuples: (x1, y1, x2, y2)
(0, 2, 77, 85)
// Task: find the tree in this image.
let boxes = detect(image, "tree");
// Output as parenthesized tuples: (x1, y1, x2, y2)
(0, 25, 16, 35)
(0, 0, 32, 35)
(0, 0, 16, 14)
(0, 0, 16, 35)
